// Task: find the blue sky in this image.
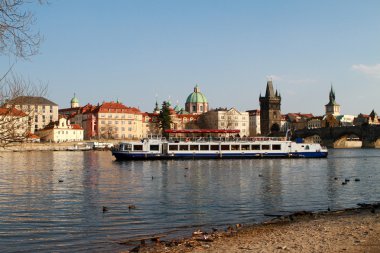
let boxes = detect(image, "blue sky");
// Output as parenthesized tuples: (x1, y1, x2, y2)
(2, 0, 380, 115)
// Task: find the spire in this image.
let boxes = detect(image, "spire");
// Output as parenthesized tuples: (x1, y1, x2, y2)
(194, 84, 200, 93)
(329, 84, 336, 103)
(265, 80, 275, 98)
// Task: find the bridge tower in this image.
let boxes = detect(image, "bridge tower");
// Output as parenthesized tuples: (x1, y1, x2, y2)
(259, 80, 281, 136)
(325, 85, 340, 116)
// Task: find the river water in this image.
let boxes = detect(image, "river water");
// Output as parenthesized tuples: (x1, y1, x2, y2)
(0, 149, 379, 252)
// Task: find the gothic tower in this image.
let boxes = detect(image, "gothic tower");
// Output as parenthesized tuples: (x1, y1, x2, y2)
(259, 80, 281, 135)
(325, 85, 340, 116)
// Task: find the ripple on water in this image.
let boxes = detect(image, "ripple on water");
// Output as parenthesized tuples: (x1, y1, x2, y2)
(0, 149, 380, 252)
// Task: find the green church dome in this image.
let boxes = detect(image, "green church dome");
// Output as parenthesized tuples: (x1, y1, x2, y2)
(186, 85, 208, 103)
(71, 97, 79, 103)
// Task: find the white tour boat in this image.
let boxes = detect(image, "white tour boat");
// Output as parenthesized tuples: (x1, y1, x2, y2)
(111, 134, 328, 160)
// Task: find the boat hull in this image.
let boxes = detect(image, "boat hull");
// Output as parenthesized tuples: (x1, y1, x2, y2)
(112, 151, 328, 160)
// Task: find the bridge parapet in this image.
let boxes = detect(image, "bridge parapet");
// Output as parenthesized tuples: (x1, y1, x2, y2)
(293, 125, 380, 148)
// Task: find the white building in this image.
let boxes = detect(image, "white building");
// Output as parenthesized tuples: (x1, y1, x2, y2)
(6, 96, 59, 133)
(201, 108, 250, 137)
(336, 115, 355, 126)
(246, 109, 260, 136)
(37, 117, 84, 143)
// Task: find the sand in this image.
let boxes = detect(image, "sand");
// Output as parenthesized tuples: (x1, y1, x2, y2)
(131, 206, 380, 253)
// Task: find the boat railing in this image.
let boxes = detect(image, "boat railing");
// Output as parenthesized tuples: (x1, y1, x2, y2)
(166, 136, 287, 143)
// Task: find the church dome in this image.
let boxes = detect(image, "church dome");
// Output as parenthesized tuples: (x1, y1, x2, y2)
(71, 96, 79, 104)
(186, 85, 208, 103)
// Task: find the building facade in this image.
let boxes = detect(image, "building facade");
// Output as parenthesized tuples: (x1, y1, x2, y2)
(199, 108, 249, 137)
(37, 117, 84, 143)
(259, 80, 281, 135)
(246, 109, 261, 136)
(6, 96, 59, 133)
(0, 108, 28, 143)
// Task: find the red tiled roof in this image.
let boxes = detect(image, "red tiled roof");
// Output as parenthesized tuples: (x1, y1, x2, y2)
(71, 124, 82, 129)
(0, 107, 27, 117)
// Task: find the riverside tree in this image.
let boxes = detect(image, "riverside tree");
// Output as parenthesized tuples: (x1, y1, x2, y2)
(158, 101, 172, 138)
(0, 0, 47, 146)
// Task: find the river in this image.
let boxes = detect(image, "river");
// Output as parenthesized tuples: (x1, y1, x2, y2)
(0, 149, 379, 252)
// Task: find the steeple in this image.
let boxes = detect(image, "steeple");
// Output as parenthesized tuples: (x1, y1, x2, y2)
(265, 80, 275, 98)
(153, 100, 160, 113)
(329, 85, 336, 104)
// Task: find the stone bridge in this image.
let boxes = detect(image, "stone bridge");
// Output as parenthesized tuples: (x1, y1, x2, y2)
(293, 125, 380, 148)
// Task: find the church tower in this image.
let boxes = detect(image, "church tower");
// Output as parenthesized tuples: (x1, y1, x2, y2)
(259, 80, 281, 136)
(71, 93, 79, 108)
(325, 86, 340, 116)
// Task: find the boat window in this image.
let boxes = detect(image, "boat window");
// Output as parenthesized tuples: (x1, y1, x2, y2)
(133, 145, 143, 151)
(272, 144, 281, 150)
(231, 145, 240, 150)
(210, 145, 219, 151)
(251, 144, 260, 150)
(261, 145, 270, 150)
(305, 145, 310, 150)
(179, 145, 189, 151)
(200, 145, 209, 151)
(150, 145, 159, 151)
(221, 145, 230, 151)
(169, 145, 178, 151)
(190, 145, 199, 151)
(241, 145, 250, 150)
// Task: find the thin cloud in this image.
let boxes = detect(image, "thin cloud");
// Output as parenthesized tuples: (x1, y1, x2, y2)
(351, 64, 380, 78)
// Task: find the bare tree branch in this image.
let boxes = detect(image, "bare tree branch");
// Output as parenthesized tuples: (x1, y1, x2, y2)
(0, 0, 44, 59)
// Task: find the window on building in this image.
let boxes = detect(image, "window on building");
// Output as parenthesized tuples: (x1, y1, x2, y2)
(121, 127, 125, 131)
(192, 105, 196, 112)
(101, 120, 105, 124)
(42, 106, 46, 113)
(50, 106, 53, 113)
(128, 127, 132, 131)
(200, 105, 203, 112)
(35, 115, 38, 122)
(42, 115, 46, 122)
(235, 123, 238, 126)
(50, 115, 53, 122)
(128, 121, 132, 124)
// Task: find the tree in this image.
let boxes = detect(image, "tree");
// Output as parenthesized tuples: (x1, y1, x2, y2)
(0, 73, 47, 146)
(158, 101, 172, 138)
(0, 0, 44, 59)
(0, 1, 46, 146)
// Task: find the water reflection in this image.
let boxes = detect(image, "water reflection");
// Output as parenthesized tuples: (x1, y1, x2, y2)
(0, 149, 379, 252)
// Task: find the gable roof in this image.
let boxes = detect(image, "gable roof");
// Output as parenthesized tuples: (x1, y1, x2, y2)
(7, 96, 58, 106)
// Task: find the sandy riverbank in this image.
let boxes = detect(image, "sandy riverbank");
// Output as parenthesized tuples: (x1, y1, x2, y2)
(131, 205, 380, 253)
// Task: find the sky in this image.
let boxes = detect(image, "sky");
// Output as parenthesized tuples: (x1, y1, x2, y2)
(1, 0, 380, 115)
